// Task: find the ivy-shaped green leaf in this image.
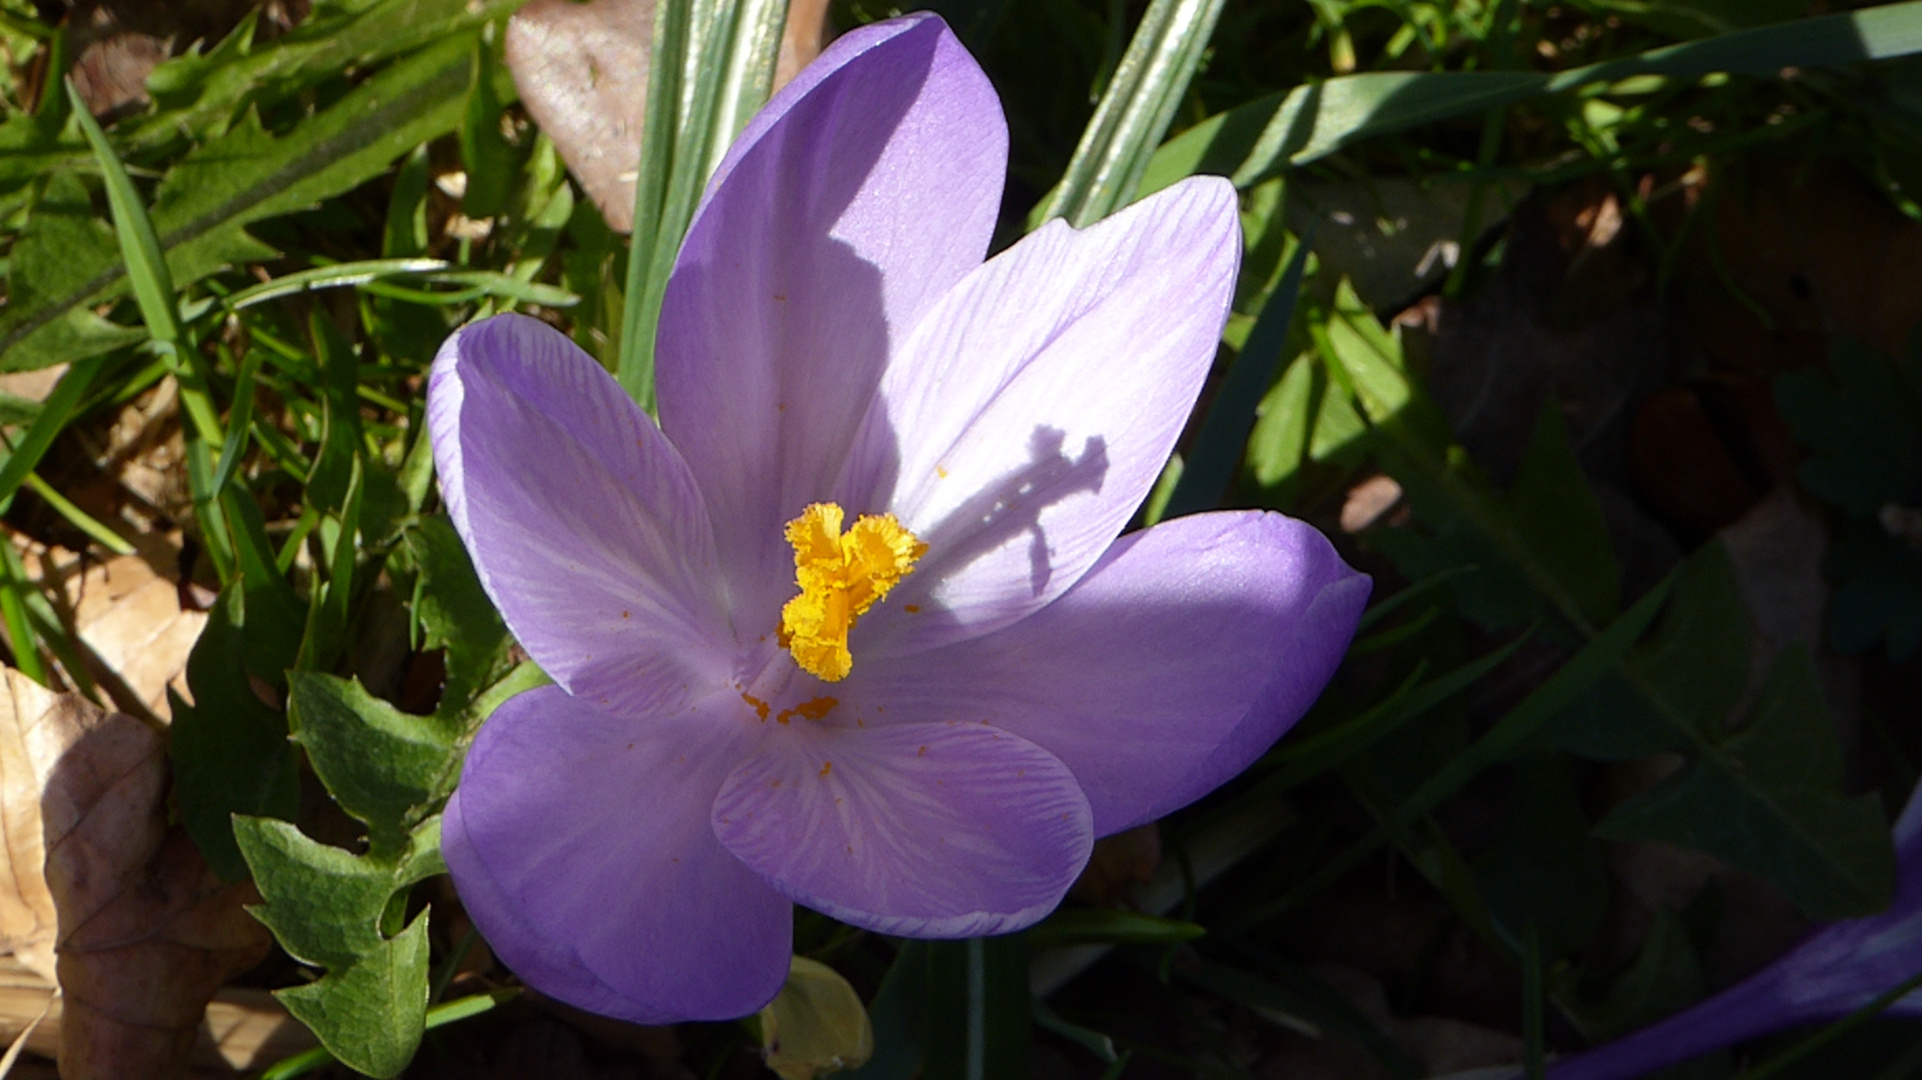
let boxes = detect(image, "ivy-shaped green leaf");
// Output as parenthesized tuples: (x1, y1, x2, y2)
(403, 514, 515, 724)
(234, 815, 444, 1078)
(1775, 338, 1922, 659)
(289, 672, 455, 856)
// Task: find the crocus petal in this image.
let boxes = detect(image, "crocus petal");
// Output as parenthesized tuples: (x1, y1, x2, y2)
(845, 511, 1368, 835)
(428, 315, 733, 717)
(1540, 775, 1922, 1079)
(444, 685, 792, 1023)
(656, 13, 1006, 632)
(840, 177, 1242, 656)
(1541, 974, 1797, 1080)
(711, 721, 1093, 937)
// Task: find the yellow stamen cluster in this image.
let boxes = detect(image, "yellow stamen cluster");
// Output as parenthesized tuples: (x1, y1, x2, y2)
(779, 503, 926, 681)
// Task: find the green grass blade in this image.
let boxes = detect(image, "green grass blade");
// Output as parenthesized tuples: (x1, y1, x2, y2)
(210, 348, 261, 497)
(0, 355, 104, 509)
(0, 550, 45, 685)
(21, 473, 133, 555)
(703, 0, 789, 177)
(66, 78, 182, 349)
(1142, 0, 1922, 196)
(1238, 576, 1671, 927)
(1038, 0, 1227, 227)
(219, 258, 449, 311)
(618, 0, 693, 404)
(2, 33, 485, 372)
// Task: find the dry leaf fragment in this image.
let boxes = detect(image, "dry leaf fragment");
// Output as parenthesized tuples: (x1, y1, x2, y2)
(57, 832, 270, 1079)
(505, 0, 833, 232)
(17, 535, 206, 723)
(0, 668, 268, 1078)
(0, 955, 315, 1073)
(505, 0, 658, 234)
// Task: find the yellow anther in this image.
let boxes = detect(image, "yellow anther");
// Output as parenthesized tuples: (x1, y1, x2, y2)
(779, 503, 925, 681)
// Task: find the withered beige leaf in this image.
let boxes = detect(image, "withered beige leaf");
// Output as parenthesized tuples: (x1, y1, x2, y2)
(17, 535, 206, 723)
(0, 669, 269, 1078)
(0, 955, 315, 1073)
(506, 0, 832, 232)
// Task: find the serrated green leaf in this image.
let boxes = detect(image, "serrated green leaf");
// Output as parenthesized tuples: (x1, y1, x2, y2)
(1251, 574, 1669, 925)
(1559, 908, 1706, 1044)
(403, 515, 514, 720)
(1596, 643, 1894, 919)
(1321, 283, 1608, 635)
(0, 31, 483, 371)
(234, 814, 443, 1078)
(1775, 339, 1922, 519)
(289, 672, 454, 850)
(135, 0, 528, 148)
(1828, 520, 1922, 660)
(1509, 404, 1620, 627)
(1176, 959, 1421, 1080)
(1624, 543, 1753, 730)
(171, 581, 303, 880)
(0, 172, 145, 369)
(275, 915, 430, 1079)
(1544, 673, 1675, 761)
(1475, 755, 1608, 957)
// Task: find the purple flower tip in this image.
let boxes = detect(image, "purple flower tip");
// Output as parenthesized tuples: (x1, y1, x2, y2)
(1544, 780, 1922, 1080)
(427, 13, 1367, 1023)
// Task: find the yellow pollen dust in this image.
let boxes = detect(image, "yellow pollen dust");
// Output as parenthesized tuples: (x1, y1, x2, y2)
(779, 502, 926, 681)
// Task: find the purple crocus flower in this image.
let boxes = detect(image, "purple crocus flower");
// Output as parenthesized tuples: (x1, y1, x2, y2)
(426, 12, 1368, 1024)
(1545, 780, 1922, 1080)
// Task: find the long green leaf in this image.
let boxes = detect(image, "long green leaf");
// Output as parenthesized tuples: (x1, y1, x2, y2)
(618, 0, 788, 405)
(67, 80, 181, 349)
(1332, 292, 1895, 918)
(0, 0, 530, 201)
(0, 31, 492, 371)
(1239, 577, 1671, 927)
(1038, 0, 1227, 227)
(0, 355, 104, 509)
(1141, 0, 1922, 197)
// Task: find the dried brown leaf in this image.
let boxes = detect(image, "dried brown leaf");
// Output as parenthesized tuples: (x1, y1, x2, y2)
(506, 0, 832, 232)
(19, 536, 206, 723)
(0, 669, 268, 1078)
(0, 955, 315, 1073)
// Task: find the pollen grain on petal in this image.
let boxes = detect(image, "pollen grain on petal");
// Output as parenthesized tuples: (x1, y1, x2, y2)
(779, 502, 926, 681)
(774, 695, 839, 725)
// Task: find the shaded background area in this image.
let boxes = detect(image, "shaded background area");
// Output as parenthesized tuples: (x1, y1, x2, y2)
(0, 0, 1918, 1078)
